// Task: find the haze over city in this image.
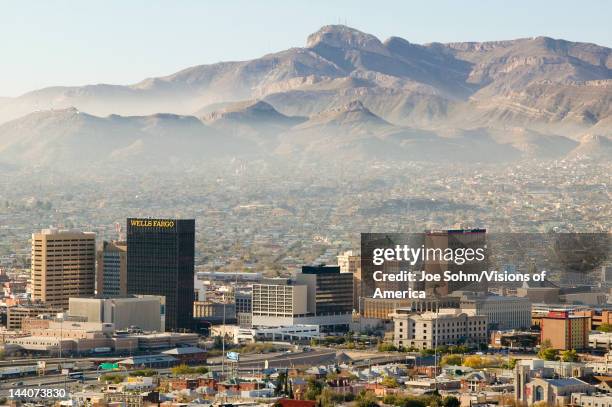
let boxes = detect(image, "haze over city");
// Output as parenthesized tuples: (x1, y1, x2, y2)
(0, 2, 610, 406)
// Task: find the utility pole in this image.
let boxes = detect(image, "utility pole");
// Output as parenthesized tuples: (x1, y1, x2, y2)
(221, 293, 226, 380)
(434, 305, 439, 391)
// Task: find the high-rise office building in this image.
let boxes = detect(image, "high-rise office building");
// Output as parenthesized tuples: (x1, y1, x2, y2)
(297, 265, 353, 317)
(337, 251, 360, 274)
(424, 229, 488, 296)
(540, 310, 589, 350)
(251, 268, 353, 332)
(251, 283, 308, 326)
(337, 251, 362, 311)
(96, 240, 127, 297)
(126, 218, 195, 331)
(31, 228, 96, 309)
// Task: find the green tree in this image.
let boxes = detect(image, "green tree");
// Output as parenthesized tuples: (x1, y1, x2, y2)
(539, 348, 559, 361)
(440, 354, 462, 366)
(100, 373, 124, 384)
(503, 358, 518, 369)
(378, 342, 398, 352)
(274, 371, 287, 396)
(383, 395, 399, 405)
(304, 377, 323, 401)
(356, 390, 379, 407)
(401, 398, 426, 407)
(318, 388, 335, 407)
(561, 349, 580, 362)
(442, 396, 461, 407)
(598, 323, 612, 333)
(538, 340, 559, 361)
(420, 348, 435, 357)
(129, 369, 157, 377)
(171, 364, 195, 375)
(381, 375, 399, 388)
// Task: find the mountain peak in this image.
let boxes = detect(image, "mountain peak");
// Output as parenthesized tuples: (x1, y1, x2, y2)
(202, 99, 305, 128)
(239, 100, 276, 113)
(338, 100, 368, 113)
(301, 99, 390, 128)
(306, 25, 388, 55)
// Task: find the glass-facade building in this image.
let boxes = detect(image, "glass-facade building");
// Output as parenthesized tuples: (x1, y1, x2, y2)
(96, 240, 127, 297)
(300, 265, 354, 316)
(126, 218, 195, 331)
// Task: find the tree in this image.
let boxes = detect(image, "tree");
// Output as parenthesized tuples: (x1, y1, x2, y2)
(561, 349, 580, 362)
(538, 340, 559, 361)
(171, 364, 195, 375)
(420, 348, 435, 357)
(318, 388, 335, 407)
(129, 368, 157, 377)
(442, 396, 460, 407)
(356, 390, 379, 407)
(305, 377, 323, 401)
(381, 375, 399, 388)
(212, 335, 224, 349)
(100, 373, 124, 384)
(383, 395, 399, 405)
(463, 355, 485, 368)
(440, 354, 462, 366)
(423, 393, 442, 407)
(539, 347, 559, 361)
(378, 342, 397, 352)
(275, 371, 287, 396)
(503, 358, 518, 369)
(288, 379, 294, 399)
(401, 398, 426, 407)
(598, 323, 612, 333)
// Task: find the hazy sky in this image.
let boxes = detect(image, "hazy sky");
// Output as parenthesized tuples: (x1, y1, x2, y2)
(1, 0, 610, 97)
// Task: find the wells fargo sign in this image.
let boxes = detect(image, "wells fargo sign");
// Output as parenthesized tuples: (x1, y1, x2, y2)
(129, 219, 175, 228)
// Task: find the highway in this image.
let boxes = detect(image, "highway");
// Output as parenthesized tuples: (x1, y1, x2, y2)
(0, 347, 408, 397)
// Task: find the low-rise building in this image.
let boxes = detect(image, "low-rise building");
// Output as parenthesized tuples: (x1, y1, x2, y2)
(460, 294, 531, 330)
(6, 303, 62, 330)
(392, 308, 488, 349)
(161, 346, 207, 364)
(575, 309, 612, 330)
(132, 332, 199, 350)
(522, 377, 593, 406)
(589, 332, 612, 351)
(6, 318, 138, 355)
(572, 393, 612, 407)
(68, 296, 165, 332)
(515, 359, 594, 404)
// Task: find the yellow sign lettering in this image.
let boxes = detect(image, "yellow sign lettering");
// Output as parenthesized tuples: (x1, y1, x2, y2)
(129, 219, 175, 228)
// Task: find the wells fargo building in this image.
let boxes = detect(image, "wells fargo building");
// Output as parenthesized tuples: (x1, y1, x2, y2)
(126, 218, 195, 331)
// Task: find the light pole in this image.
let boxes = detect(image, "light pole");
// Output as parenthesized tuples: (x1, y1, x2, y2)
(221, 294, 226, 381)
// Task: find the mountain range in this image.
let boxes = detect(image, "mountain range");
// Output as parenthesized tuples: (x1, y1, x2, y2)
(0, 25, 610, 169)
